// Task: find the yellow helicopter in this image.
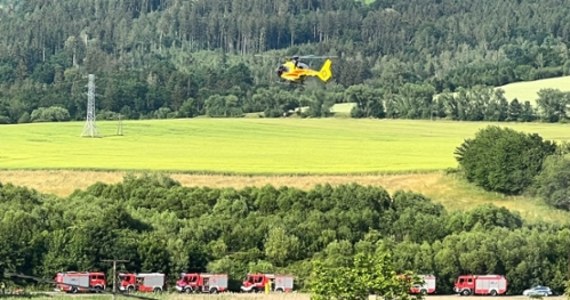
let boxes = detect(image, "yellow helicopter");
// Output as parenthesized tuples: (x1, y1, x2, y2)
(258, 55, 335, 84)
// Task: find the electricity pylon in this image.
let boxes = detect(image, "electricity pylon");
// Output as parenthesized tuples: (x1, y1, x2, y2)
(81, 74, 99, 137)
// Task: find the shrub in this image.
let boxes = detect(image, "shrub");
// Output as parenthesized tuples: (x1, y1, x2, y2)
(17, 112, 31, 123)
(30, 106, 70, 122)
(533, 155, 570, 211)
(455, 126, 556, 194)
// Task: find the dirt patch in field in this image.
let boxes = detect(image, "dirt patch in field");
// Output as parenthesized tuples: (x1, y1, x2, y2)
(0, 170, 443, 197)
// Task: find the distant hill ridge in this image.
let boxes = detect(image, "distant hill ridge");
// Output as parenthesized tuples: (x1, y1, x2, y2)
(1, 0, 570, 122)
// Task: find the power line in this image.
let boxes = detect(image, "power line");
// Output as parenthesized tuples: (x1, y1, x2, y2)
(101, 259, 129, 300)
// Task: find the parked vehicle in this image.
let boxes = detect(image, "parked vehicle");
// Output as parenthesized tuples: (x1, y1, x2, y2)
(55, 272, 106, 293)
(118, 273, 165, 293)
(175, 273, 228, 293)
(523, 286, 553, 297)
(454, 274, 507, 296)
(240, 274, 294, 293)
(410, 275, 436, 295)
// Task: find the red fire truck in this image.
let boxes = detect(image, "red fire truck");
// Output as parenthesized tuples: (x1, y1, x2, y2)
(240, 274, 294, 293)
(118, 273, 165, 293)
(454, 274, 507, 296)
(175, 273, 228, 293)
(55, 271, 106, 293)
(410, 275, 436, 294)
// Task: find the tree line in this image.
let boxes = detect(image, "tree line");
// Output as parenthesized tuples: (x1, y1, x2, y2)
(3, 78, 570, 124)
(4, 82, 570, 124)
(2, 0, 570, 123)
(1, 174, 569, 294)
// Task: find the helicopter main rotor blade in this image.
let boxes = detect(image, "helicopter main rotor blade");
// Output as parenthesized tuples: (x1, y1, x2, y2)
(254, 54, 281, 58)
(295, 55, 338, 59)
(255, 54, 337, 59)
(5, 272, 158, 300)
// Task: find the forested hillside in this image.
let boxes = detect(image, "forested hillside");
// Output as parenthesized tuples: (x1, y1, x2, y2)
(1, 175, 569, 293)
(1, 0, 570, 122)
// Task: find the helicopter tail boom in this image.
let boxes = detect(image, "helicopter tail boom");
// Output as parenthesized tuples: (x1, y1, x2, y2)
(316, 59, 332, 82)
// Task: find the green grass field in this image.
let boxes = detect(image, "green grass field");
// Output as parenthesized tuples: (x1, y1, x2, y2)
(497, 75, 570, 104)
(1, 119, 569, 174)
(329, 102, 356, 117)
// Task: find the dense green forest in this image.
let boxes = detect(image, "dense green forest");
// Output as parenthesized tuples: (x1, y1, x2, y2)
(1, 174, 569, 294)
(1, 0, 570, 122)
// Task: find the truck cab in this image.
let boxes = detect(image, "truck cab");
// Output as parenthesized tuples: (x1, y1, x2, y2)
(241, 274, 267, 293)
(410, 275, 436, 294)
(241, 274, 293, 293)
(176, 273, 200, 293)
(119, 273, 137, 293)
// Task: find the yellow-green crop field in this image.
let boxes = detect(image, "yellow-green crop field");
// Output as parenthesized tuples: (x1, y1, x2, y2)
(0, 118, 569, 174)
(498, 75, 570, 104)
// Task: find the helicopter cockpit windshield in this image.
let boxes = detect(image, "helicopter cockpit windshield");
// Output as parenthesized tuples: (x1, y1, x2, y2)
(276, 65, 288, 76)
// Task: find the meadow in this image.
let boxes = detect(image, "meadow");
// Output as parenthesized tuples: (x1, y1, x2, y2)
(497, 75, 570, 104)
(328, 102, 356, 117)
(1, 118, 570, 174)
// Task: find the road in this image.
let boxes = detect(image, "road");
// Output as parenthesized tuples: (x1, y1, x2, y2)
(18, 292, 568, 300)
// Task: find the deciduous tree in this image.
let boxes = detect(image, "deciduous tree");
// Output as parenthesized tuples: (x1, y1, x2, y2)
(455, 126, 556, 194)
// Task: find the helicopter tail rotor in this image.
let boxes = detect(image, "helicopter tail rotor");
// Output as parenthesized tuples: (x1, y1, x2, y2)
(316, 59, 333, 82)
